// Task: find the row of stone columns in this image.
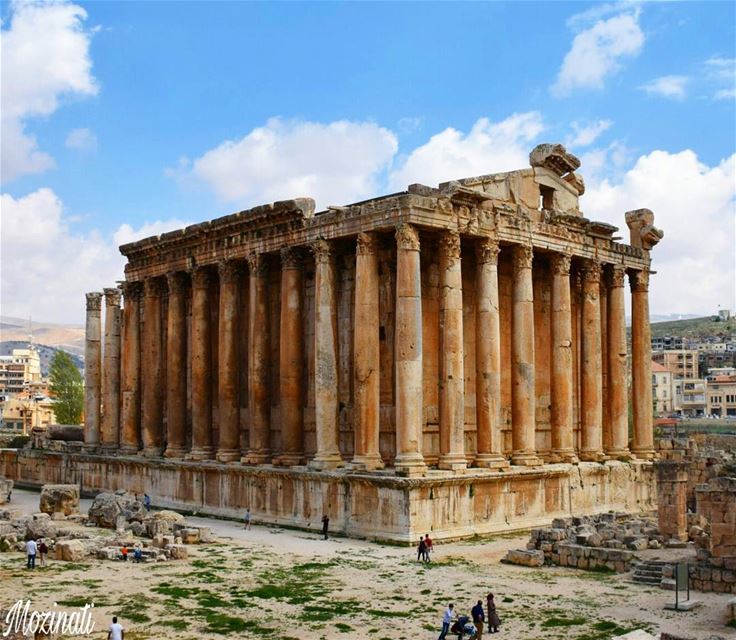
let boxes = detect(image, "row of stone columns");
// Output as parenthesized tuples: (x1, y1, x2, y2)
(84, 224, 655, 470)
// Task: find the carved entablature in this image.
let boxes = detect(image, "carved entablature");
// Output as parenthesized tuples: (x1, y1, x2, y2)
(475, 237, 500, 265)
(85, 292, 102, 312)
(395, 223, 420, 251)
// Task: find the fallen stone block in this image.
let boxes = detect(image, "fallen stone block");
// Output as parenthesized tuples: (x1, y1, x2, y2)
(502, 549, 545, 567)
(55, 539, 86, 562)
(39, 484, 80, 516)
(166, 544, 188, 560)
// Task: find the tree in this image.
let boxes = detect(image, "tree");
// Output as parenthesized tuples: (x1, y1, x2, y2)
(49, 351, 83, 425)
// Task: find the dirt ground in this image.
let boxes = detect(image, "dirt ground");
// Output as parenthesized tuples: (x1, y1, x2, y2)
(0, 489, 733, 640)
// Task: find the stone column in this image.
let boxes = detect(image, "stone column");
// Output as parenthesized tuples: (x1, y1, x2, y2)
(656, 461, 689, 542)
(187, 266, 214, 461)
(141, 278, 164, 457)
(438, 231, 466, 471)
(549, 253, 578, 463)
(606, 265, 631, 459)
(84, 292, 103, 450)
(164, 272, 188, 458)
(120, 282, 141, 454)
(394, 224, 427, 476)
(580, 260, 605, 461)
(474, 238, 508, 469)
(242, 254, 271, 464)
(630, 269, 656, 459)
(215, 260, 242, 462)
(309, 239, 343, 470)
(351, 233, 383, 470)
(277, 248, 305, 466)
(511, 245, 542, 467)
(100, 287, 121, 451)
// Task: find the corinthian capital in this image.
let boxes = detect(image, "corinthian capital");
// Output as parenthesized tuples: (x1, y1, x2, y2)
(103, 287, 121, 307)
(246, 253, 269, 277)
(608, 264, 626, 289)
(311, 238, 333, 264)
(356, 232, 378, 256)
(144, 277, 166, 297)
(580, 259, 601, 284)
(218, 259, 244, 284)
(85, 292, 103, 312)
(166, 271, 188, 295)
(395, 223, 420, 251)
(550, 252, 572, 276)
(438, 231, 461, 260)
(629, 269, 650, 293)
(120, 281, 142, 301)
(511, 244, 533, 271)
(190, 266, 215, 290)
(475, 237, 500, 265)
(280, 247, 304, 270)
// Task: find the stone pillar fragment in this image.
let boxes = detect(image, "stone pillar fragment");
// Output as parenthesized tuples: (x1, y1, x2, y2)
(84, 292, 103, 450)
(549, 253, 578, 463)
(277, 249, 305, 466)
(511, 245, 542, 467)
(141, 278, 164, 457)
(187, 267, 214, 461)
(438, 231, 466, 471)
(242, 254, 271, 464)
(217, 260, 242, 462)
(164, 272, 188, 458)
(630, 269, 656, 459)
(656, 461, 689, 542)
(394, 224, 427, 476)
(120, 282, 141, 454)
(579, 260, 605, 461)
(606, 265, 630, 459)
(474, 238, 508, 469)
(101, 287, 121, 451)
(309, 239, 343, 470)
(351, 232, 383, 470)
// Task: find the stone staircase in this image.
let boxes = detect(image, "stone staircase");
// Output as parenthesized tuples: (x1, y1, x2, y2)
(631, 559, 666, 586)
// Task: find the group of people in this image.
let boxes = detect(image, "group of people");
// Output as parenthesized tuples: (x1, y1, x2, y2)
(438, 594, 501, 639)
(119, 544, 143, 562)
(25, 537, 48, 569)
(417, 534, 434, 562)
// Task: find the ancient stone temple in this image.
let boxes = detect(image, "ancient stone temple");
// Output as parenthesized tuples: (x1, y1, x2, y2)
(1, 144, 663, 541)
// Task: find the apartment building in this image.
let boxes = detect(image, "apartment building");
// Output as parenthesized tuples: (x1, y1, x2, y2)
(653, 349, 699, 380)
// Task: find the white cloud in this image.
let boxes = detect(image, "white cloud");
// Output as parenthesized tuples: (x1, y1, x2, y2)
(582, 150, 736, 316)
(552, 10, 644, 96)
(65, 127, 97, 152)
(0, 188, 192, 324)
(566, 119, 613, 148)
(1, 1, 98, 183)
(186, 117, 398, 210)
(639, 75, 689, 99)
(388, 112, 544, 190)
(705, 56, 735, 100)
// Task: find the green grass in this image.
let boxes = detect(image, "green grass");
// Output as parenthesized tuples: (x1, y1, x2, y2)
(541, 616, 587, 628)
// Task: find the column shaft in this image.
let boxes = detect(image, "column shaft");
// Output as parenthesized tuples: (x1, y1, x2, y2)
(580, 260, 605, 461)
(242, 254, 271, 464)
(394, 224, 427, 476)
(277, 249, 305, 466)
(164, 272, 188, 458)
(474, 238, 508, 468)
(630, 270, 656, 459)
(511, 245, 542, 466)
(438, 231, 466, 471)
(84, 292, 102, 449)
(188, 267, 214, 460)
(606, 265, 630, 458)
(120, 282, 141, 454)
(352, 233, 383, 470)
(310, 239, 343, 470)
(550, 253, 578, 462)
(216, 261, 242, 462)
(101, 287, 121, 451)
(141, 278, 164, 456)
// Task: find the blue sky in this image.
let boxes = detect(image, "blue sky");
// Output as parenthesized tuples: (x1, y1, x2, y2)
(1, 0, 735, 323)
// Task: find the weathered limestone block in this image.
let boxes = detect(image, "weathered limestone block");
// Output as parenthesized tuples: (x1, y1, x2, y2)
(166, 543, 188, 560)
(503, 549, 544, 567)
(40, 484, 80, 516)
(529, 143, 580, 176)
(25, 513, 57, 540)
(55, 539, 86, 561)
(88, 491, 146, 528)
(46, 425, 84, 441)
(178, 528, 200, 544)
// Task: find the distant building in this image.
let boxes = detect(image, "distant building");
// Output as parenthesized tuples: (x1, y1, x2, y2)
(651, 335, 685, 351)
(718, 309, 732, 321)
(651, 361, 674, 416)
(0, 347, 41, 396)
(706, 375, 736, 417)
(675, 378, 707, 417)
(698, 350, 736, 377)
(653, 349, 699, 380)
(0, 392, 56, 433)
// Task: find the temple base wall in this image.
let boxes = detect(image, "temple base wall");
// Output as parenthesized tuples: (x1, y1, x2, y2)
(0, 449, 655, 543)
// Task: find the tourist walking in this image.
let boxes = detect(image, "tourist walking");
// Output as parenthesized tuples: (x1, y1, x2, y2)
(107, 615, 124, 640)
(471, 599, 485, 639)
(321, 514, 329, 540)
(417, 536, 427, 562)
(244, 508, 251, 530)
(25, 538, 37, 570)
(143, 494, 151, 512)
(38, 539, 48, 567)
(437, 603, 454, 640)
(486, 593, 501, 633)
(424, 533, 433, 562)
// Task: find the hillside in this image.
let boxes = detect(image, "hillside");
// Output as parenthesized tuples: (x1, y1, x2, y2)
(0, 341, 84, 377)
(650, 315, 735, 340)
(0, 316, 84, 357)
